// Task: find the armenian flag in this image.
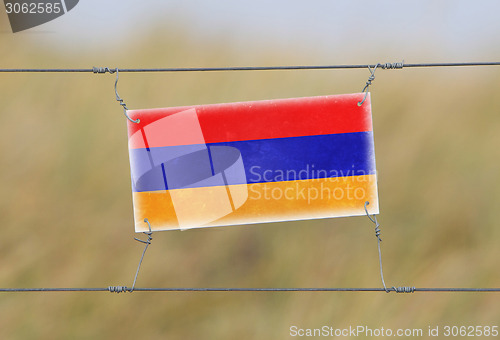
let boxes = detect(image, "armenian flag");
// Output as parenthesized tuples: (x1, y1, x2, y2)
(127, 93, 378, 232)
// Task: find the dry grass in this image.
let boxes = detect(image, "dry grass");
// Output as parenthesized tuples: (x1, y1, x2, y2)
(0, 18, 499, 339)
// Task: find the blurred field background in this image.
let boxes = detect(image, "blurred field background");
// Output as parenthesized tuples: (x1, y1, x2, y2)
(1, 1, 500, 339)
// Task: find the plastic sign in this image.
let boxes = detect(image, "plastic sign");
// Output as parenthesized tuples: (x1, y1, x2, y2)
(127, 93, 378, 232)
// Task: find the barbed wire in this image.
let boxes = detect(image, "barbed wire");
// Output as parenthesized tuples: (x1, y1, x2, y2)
(0, 61, 499, 73)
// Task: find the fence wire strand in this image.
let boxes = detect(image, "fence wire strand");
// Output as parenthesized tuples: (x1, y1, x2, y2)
(0, 61, 499, 73)
(0, 287, 499, 293)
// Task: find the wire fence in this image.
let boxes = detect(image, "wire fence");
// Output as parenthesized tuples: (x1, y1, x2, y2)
(1, 60, 499, 294)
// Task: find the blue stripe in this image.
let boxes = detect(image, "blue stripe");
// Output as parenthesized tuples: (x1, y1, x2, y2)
(129, 132, 376, 192)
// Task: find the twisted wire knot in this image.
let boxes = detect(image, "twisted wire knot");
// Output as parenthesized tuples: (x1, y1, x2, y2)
(362, 73, 376, 92)
(92, 67, 116, 74)
(113, 68, 140, 123)
(364, 201, 382, 242)
(358, 64, 378, 106)
(374, 221, 382, 242)
(108, 286, 129, 293)
(380, 61, 404, 69)
(391, 286, 416, 293)
(358, 61, 404, 106)
(134, 218, 153, 245)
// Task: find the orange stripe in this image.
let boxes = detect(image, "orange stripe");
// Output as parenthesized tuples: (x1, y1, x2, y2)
(132, 175, 378, 232)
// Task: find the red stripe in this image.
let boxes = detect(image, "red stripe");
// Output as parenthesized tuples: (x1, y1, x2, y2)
(128, 93, 372, 149)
